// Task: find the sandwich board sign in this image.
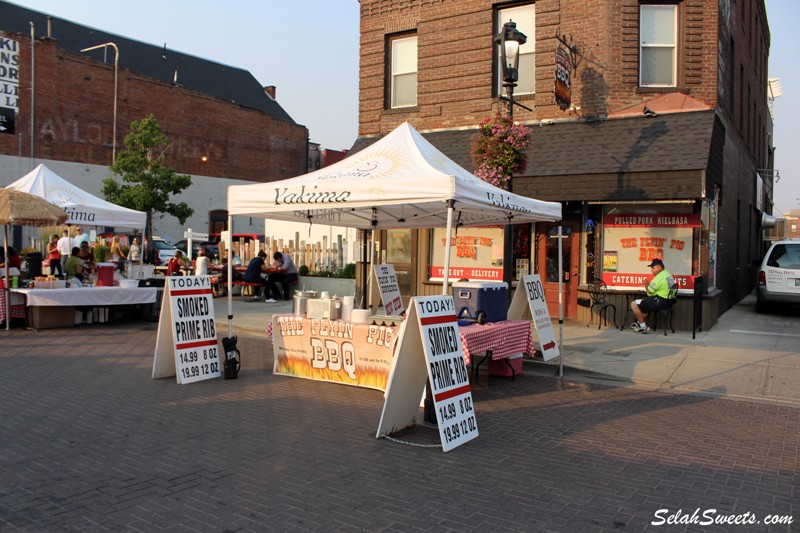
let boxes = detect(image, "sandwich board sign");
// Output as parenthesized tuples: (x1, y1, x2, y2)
(376, 295, 478, 452)
(373, 264, 404, 316)
(152, 276, 222, 383)
(508, 274, 560, 361)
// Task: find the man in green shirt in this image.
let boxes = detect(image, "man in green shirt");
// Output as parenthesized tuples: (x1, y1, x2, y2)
(630, 258, 675, 334)
(65, 246, 86, 283)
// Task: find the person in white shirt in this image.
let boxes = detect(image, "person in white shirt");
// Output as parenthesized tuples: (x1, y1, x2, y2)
(56, 229, 72, 274)
(265, 251, 298, 301)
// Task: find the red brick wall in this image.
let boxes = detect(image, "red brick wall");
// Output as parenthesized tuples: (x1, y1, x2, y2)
(358, 0, 767, 138)
(0, 37, 308, 183)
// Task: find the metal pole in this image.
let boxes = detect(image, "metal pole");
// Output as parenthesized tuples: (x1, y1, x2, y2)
(226, 215, 233, 338)
(558, 224, 564, 378)
(29, 23, 34, 167)
(442, 200, 455, 295)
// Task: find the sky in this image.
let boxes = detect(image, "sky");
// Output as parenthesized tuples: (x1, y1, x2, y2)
(7, 0, 799, 215)
(8, 0, 361, 151)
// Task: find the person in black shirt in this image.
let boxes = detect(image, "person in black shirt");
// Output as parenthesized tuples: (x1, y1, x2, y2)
(243, 250, 270, 300)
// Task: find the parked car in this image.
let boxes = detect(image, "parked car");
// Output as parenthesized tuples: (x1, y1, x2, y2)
(756, 239, 800, 313)
(147, 238, 179, 265)
(174, 239, 219, 260)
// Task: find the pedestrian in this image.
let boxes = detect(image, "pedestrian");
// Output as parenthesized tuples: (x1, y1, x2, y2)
(47, 234, 63, 277)
(629, 258, 675, 334)
(57, 229, 71, 274)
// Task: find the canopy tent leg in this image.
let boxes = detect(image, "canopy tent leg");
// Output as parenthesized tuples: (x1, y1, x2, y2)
(558, 223, 564, 378)
(227, 215, 233, 338)
(441, 200, 455, 296)
(4, 225, 9, 331)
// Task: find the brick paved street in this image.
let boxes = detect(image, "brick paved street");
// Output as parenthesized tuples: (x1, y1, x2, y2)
(0, 323, 797, 532)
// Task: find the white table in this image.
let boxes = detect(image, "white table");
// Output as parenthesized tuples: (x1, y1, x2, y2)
(13, 287, 158, 306)
(11, 287, 159, 329)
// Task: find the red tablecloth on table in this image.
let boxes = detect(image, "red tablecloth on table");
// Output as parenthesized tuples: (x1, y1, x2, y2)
(459, 319, 535, 365)
(0, 289, 27, 324)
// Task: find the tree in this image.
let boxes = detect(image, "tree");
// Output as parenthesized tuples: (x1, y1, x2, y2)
(103, 115, 193, 239)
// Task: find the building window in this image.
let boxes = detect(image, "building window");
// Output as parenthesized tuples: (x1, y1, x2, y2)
(639, 4, 677, 87)
(389, 34, 417, 108)
(496, 4, 535, 96)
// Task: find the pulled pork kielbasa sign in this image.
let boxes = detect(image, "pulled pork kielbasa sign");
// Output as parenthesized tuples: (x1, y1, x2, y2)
(152, 276, 221, 384)
(377, 295, 478, 452)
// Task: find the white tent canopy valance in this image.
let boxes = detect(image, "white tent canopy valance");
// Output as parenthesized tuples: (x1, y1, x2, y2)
(225, 121, 562, 336)
(227, 121, 561, 229)
(6, 164, 146, 229)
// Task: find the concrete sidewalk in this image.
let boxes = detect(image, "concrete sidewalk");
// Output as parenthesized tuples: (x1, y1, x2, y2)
(214, 291, 800, 407)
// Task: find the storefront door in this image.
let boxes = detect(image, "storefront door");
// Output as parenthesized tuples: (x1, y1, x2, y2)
(384, 229, 416, 308)
(537, 222, 580, 318)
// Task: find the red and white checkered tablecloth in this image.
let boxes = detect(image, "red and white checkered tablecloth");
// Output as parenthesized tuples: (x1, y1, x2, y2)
(0, 289, 27, 324)
(459, 320, 535, 365)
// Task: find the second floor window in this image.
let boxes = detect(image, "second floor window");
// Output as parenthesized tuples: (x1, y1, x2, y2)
(496, 4, 535, 96)
(390, 34, 417, 108)
(640, 4, 677, 87)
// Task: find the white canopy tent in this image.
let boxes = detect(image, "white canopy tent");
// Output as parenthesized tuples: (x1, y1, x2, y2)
(226, 121, 563, 334)
(6, 164, 146, 229)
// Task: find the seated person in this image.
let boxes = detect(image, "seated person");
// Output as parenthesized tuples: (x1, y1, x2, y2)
(214, 257, 242, 297)
(167, 250, 189, 276)
(266, 251, 298, 302)
(242, 250, 271, 300)
(0, 245, 22, 270)
(65, 246, 87, 282)
(77, 241, 96, 271)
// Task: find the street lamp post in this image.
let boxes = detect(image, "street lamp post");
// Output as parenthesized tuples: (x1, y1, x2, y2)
(494, 21, 529, 294)
(81, 42, 119, 168)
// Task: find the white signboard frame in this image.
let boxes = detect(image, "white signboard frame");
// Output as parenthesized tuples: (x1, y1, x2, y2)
(152, 276, 222, 384)
(376, 295, 478, 452)
(374, 264, 405, 316)
(508, 274, 560, 361)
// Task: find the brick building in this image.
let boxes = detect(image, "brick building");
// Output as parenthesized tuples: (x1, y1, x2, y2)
(352, 0, 773, 326)
(0, 1, 308, 242)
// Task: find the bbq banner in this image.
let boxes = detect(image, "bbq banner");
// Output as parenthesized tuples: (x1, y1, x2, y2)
(602, 212, 699, 290)
(272, 315, 398, 391)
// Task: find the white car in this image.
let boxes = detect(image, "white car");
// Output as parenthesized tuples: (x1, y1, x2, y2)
(148, 238, 179, 265)
(756, 239, 800, 313)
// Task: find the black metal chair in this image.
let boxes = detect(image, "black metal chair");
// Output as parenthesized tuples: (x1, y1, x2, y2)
(652, 283, 679, 336)
(587, 279, 617, 329)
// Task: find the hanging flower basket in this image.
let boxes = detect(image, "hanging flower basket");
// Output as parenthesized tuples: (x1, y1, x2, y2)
(470, 114, 532, 190)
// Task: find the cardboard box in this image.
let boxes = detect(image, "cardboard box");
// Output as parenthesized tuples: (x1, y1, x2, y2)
(28, 306, 77, 330)
(452, 281, 508, 323)
(488, 354, 523, 378)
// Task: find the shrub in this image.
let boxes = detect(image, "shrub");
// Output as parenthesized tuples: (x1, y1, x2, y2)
(298, 265, 310, 276)
(94, 245, 110, 263)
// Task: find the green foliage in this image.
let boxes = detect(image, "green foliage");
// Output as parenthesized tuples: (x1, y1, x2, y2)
(298, 265, 310, 276)
(94, 245, 110, 264)
(470, 114, 532, 190)
(305, 263, 356, 279)
(103, 115, 194, 239)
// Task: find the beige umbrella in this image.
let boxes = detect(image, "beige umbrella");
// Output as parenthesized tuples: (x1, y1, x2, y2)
(0, 188, 68, 330)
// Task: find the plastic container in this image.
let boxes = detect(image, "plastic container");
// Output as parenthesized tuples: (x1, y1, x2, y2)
(342, 296, 355, 321)
(96, 263, 115, 287)
(488, 354, 523, 377)
(452, 281, 509, 324)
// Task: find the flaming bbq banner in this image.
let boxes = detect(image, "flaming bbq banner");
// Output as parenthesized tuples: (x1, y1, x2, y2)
(602, 212, 700, 290)
(271, 315, 398, 391)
